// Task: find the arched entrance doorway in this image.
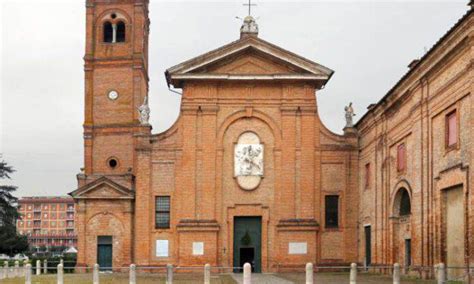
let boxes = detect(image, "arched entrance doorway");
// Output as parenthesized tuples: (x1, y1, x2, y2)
(392, 186, 412, 269)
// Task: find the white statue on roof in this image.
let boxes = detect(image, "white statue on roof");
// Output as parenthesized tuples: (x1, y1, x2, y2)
(345, 102, 356, 128)
(138, 95, 150, 125)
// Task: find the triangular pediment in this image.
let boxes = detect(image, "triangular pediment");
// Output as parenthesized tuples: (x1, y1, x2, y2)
(166, 36, 334, 88)
(69, 177, 134, 200)
(192, 49, 304, 75)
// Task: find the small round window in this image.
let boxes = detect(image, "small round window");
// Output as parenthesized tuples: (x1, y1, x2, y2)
(107, 158, 118, 169)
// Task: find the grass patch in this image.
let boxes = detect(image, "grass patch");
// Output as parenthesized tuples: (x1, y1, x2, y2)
(2, 273, 237, 284)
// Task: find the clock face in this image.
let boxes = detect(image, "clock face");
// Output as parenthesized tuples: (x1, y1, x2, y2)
(108, 90, 119, 100)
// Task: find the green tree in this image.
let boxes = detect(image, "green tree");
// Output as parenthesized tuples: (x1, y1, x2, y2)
(0, 159, 29, 256)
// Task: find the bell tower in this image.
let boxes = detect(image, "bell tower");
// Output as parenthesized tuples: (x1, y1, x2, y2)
(82, 0, 151, 177)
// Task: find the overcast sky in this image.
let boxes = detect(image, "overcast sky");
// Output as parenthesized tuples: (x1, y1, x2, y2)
(0, 0, 469, 197)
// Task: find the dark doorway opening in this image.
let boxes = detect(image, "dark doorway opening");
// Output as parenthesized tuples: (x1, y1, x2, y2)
(364, 226, 371, 267)
(405, 239, 411, 267)
(233, 217, 262, 273)
(239, 247, 255, 271)
(97, 236, 112, 271)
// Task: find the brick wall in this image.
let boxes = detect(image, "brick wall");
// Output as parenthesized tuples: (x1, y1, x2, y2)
(356, 10, 473, 275)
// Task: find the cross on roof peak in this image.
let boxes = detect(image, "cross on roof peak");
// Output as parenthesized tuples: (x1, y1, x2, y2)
(243, 0, 257, 16)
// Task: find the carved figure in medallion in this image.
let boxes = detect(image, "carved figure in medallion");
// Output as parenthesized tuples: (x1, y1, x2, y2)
(234, 132, 264, 190)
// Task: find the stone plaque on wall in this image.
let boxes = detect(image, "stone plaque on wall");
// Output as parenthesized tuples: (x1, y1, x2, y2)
(288, 242, 307, 254)
(192, 242, 204, 255)
(156, 240, 169, 257)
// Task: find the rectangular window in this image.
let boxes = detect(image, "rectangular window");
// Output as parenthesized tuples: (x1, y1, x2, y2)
(325, 195, 339, 228)
(155, 196, 170, 229)
(446, 110, 457, 148)
(365, 163, 370, 188)
(397, 143, 406, 172)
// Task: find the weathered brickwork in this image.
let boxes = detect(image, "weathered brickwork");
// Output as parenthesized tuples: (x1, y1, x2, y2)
(69, 0, 472, 276)
(356, 8, 473, 279)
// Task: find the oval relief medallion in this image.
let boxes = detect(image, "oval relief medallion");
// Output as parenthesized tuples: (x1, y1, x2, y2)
(234, 132, 264, 190)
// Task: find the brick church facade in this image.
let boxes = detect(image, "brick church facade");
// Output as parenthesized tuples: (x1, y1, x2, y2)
(70, 0, 473, 276)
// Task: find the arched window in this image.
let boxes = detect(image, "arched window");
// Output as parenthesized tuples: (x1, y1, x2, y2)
(103, 21, 113, 43)
(116, 21, 126, 42)
(400, 189, 411, 216)
(393, 187, 412, 217)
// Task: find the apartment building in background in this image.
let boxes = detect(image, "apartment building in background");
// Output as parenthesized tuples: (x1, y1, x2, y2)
(17, 196, 77, 251)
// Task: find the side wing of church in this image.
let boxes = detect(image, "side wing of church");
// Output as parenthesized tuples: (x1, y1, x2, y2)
(356, 7, 474, 279)
(70, 0, 359, 271)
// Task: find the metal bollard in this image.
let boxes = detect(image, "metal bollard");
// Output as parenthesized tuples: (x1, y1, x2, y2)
(25, 264, 32, 284)
(393, 263, 400, 284)
(129, 264, 136, 284)
(243, 263, 251, 284)
(437, 263, 446, 284)
(44, 259, 48, 274)
(166, 264, 173, 284)
(93, 263, 99, 284)
(57, 263, 64, 284)
(36, 260, 41, 275)
(204, 264, 211, 284)
(306, 262, 313, 284)
(350, 263, 357, 284)
(14, 260, 19, 278)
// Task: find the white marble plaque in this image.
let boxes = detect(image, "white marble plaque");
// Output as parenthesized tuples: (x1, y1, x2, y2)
(288, 242, 307, 255)
(234, 144, 264, 177)
(192, 242, 204, 255)
(156, 240, 169, 257)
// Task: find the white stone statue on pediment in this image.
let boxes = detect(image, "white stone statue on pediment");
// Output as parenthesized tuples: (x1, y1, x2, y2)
(344, 102, 356, 128)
